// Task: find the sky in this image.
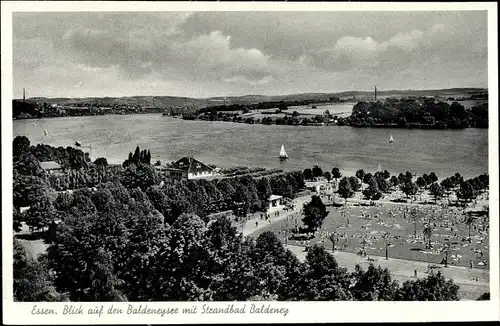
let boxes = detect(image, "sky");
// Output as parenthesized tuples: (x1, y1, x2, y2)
(13, 11, 488, 99)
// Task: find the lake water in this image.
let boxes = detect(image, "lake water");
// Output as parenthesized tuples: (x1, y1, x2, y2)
(14, 114, 488, 179)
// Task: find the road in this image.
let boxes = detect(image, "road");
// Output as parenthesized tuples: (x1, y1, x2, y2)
(239, 195, 310, 236)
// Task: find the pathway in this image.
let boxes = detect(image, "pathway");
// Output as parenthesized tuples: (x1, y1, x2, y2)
(283, 244, 489, 300)
(239, 193, 490, 301)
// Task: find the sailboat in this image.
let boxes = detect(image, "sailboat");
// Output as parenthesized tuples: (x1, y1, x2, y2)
(75, 141, 82, 147)
(389, 134, 395, 143)
(33, 121, 37, 126)
(377, 163, 382, 172)
(44, 129, 48, 136)
(279, 144, 289, 160)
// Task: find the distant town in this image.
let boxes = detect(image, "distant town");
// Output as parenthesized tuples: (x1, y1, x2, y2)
(14, 87, 488, 129)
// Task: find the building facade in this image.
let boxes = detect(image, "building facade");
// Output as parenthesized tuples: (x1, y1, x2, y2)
(39, 161, 64, 175)
(171, 157, 216, 179)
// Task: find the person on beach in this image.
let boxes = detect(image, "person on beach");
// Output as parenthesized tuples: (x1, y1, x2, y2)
(255, 221, 258, 228)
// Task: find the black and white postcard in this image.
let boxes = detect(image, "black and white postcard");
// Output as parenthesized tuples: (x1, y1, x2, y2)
(2, 1, 498, 324)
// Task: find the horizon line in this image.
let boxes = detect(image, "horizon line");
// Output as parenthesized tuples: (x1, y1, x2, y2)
(15, 86, 489, 101)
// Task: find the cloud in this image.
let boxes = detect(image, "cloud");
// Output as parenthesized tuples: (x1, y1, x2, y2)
(381, 30, 425, 51)
(12, 11, 488, 98)
(171, 30, 274, 82)
(306, 25, 461, 72)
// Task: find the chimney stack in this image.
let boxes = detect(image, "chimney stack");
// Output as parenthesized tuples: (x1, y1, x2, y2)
(23, 88, 26, 103)
(374, 85, 377, 102)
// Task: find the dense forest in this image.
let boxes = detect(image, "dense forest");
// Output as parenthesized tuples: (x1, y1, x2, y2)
(13, 136, 305, 229)
(14, 183, 461, 302)
(347, 99, 488, 129)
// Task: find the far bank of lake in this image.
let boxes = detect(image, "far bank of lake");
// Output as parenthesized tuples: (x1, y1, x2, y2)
(13, 114, 488, 179)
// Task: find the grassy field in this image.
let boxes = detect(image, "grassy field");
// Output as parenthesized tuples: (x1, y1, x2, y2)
(249, 200, 489, 270)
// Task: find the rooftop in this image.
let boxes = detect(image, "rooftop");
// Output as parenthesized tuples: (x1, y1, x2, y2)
(172, 157, 214, 174)
(268, 195, 283, 201)
(39, 161, 63, 170)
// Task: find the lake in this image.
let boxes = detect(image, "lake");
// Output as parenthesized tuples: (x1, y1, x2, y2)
(13, 114, 488, 179)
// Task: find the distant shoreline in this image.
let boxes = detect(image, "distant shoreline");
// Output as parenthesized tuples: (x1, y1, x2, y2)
(13, 111, 489, 131)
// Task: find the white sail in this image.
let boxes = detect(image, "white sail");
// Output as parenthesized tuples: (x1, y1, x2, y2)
(389, 134, 394, 143)
(377, 164, 382, 172)
(279, 144, 288, 158)
(44, 129, 48, 136)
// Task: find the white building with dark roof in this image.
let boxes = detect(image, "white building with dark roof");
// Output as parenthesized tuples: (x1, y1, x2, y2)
(39, 161, 64, 174)
(268, 194, 284, 212)
(171, 157, 216, 179)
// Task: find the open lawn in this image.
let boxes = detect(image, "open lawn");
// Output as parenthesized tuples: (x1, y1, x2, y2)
(249, 199, 489, 270)
(288, 102, 356, 115)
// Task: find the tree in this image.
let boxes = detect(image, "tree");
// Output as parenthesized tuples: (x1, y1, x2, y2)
(13, 135, 31, 159)
(389, 176, 399, 188)
(422, 174, 432, 186)
(47, 195, 135, 301)
(350, 264, 399, 301)
(90, 189, 115, 212)
(423, 225, 433, 249)
(14, 241, 68, 302)
(312, 165, 323, 179)
(298, 245, 352, 300)
(303, 168, 313, 181)
(355, 169, 365, 181)
(13, 174, 55, 211)
(464, 214, 475, 241)
(456, 181, 477, 206)
(302, 195, 329, 232)
(252, 232, 301, 299)
(153, 213, 214, 301)
(134, 146, 141, 162)
(338, 177, 354, 202)
(409, 208, 420, 238)
(324, 172, 332, 183)
(24, 196, 57, 231)
(348, 176, 362, 192)
(429, 182, 444, 202)
(13, 207, 23, 232)
(416, 176, 426, 189)
(205, 219, 261, 301)
(374, 173, 391, 193)
(363, 183, 381, 201)
(94, 157, 108, 167)
(363, 173, 373, 184)
(429, 172, 438, 183)
(401, 181, 418, 200)
(395, 271, 459, 301)
(440, 177, 453, 197)
(383, 170, 391, 180)
(331, 167, 342, 180)
(14, 153, 45, 177)
(122, 164, 159, 191)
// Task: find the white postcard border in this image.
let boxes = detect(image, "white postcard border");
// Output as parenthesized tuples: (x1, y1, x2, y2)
(2, 1, 499, 324)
